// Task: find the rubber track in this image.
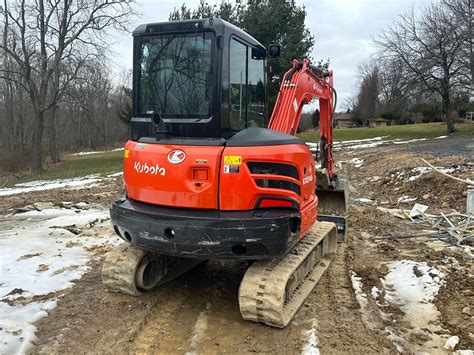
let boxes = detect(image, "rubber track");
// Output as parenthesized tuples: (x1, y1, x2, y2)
(102, 243, 147, 296)
(238, 221, 338, 328)
(102, 243, 203, 296)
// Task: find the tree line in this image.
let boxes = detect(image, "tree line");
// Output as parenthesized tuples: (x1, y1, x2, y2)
(1, 0, 315, 173)
(0, 0, 135, 173)
(350, 0, 473, 132)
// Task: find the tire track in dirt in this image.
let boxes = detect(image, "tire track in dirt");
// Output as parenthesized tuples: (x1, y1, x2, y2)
(300, 244, 395, 353)
(168, 260, 314, 354)
(194, 250, 375, 354)
(127, 264, 218, 354)
(127, 290, 197, 354)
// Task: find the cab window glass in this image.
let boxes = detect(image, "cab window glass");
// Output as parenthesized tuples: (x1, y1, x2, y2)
(229, 38, 265, 130)
(247, 47, 265, 127)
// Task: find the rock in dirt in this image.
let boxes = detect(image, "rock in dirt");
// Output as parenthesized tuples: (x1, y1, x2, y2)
(461, 306, 472, 316)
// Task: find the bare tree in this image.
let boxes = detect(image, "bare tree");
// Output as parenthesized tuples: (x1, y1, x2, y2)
(443, 0, 473, 96)
(375, 3, 469, 133)
(377, 57, 414, 123)
(0, 0, 135, 171)
(354, 60, 380, 127)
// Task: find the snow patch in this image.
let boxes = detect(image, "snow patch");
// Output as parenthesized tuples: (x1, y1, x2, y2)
(306, 136, 388, 152)
(0, 206, 117, 354)
(306, 134, 448, 153)
(72, 147, 123, 156)
(0, 175, 102, 197)
(301, 320, 320, 355)
(350, 271, 368, 309)
(397, 195, 417, 203)
(0, 300, 57, 355)
(371, 286, 381, 299)
(444, 336, 460, 350)
(106, 172, 123, 178)
(407, 166, 456, 181)
(393, 138, 427, 145)
(350, 158, 364, 168)
(382, 260, 444, 328)
(354, 198, 374, 204)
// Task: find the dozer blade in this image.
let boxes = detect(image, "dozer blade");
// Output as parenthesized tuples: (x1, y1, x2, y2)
(238, 221, 337, 328)
(316, 169, 349, 242)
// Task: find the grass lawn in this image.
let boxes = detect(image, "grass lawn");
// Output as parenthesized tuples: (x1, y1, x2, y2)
(298, 122, 474, 142)
(14, 150, 124, 185)
(8, 122, 474, 185)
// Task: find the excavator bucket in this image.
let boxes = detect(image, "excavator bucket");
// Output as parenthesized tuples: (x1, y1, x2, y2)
(315, 169, 349, 242)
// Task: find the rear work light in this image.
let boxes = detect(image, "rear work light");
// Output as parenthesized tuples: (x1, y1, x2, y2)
(256, 197, 298, 209)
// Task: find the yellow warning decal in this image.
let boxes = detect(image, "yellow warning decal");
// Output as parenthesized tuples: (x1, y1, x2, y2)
(124, 149, 129, 158)
(224, 156, 242, 165)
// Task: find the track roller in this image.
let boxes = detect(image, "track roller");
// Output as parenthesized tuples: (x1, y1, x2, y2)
(102, 243, 202, 296)
(238, 221, 338, 328)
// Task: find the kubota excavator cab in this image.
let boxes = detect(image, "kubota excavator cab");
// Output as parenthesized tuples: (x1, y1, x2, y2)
(104, 18, 348, 328)
(111, 18, 323, 259)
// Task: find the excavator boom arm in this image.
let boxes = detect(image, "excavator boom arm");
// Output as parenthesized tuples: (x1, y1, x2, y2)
(268, 59, 336, 178)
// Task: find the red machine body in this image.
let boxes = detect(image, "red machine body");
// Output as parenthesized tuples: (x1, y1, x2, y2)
(121, 58, 335, 248)
(111, 19, 341, 260)
(124, 140, 317, 238)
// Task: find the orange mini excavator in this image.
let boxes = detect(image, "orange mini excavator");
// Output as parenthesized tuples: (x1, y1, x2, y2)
(102, 18, 348, 328)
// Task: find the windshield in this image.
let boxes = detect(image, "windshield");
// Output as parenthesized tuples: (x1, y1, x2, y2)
(137, 32, 214, 119)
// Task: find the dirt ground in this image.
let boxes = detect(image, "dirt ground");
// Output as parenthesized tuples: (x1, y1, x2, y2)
(2, 139, 473, 354)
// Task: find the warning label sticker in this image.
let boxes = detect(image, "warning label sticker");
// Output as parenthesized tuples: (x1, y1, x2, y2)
(223, 165, 240, 174)
(223, 156, 242, 165)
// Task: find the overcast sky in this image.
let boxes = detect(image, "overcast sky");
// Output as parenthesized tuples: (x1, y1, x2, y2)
(111, 0, 432, 111)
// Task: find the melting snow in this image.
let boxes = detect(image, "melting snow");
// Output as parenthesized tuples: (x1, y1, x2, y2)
(0, 205, 117, 354)
(407, 166, 456, 181)
(382, 260, 444, 328)
(350, 158, 364, 168)
(444, 336, 460, 350)
(393, 138, 428, 145)
(0, 175, 102, 197)
(350, 271, 369, 310)
(371, 286, 381, 299)
(397, 195, 417, 203)
(354, 198, 374, 204)
(301, 320, 320, 355)
(0, 170, 124, 197)
(0, 300, 57, 354)
(106, 172, 123, 178)
(72, 147, 124, 156)
(306, 134, 448, 153)
(306, 136, 387, 151)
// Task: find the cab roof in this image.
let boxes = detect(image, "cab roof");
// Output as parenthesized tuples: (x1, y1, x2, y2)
(133, 18, 265, 52)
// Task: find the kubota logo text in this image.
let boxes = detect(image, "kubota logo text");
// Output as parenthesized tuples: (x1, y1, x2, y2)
(134, 162, 166, 176)
(168, 149, 186, 164)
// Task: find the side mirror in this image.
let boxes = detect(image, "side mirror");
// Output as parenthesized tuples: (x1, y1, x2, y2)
(151, 111, 161, 126)
(267, 45, 281, 58)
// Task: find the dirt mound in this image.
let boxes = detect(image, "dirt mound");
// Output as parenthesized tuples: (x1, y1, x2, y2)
(380, 171, 468, 211)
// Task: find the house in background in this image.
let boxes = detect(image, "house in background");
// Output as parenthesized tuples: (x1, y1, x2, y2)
(334, 113, 356, 128)
(467, 112, 474, 122)
(372, 118, 390, 128)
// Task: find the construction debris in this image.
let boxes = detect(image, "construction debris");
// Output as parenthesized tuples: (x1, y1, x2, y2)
(420, 158, 474, 185)
(409, 203, 429, 218)
(378, 204, 473, 247)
